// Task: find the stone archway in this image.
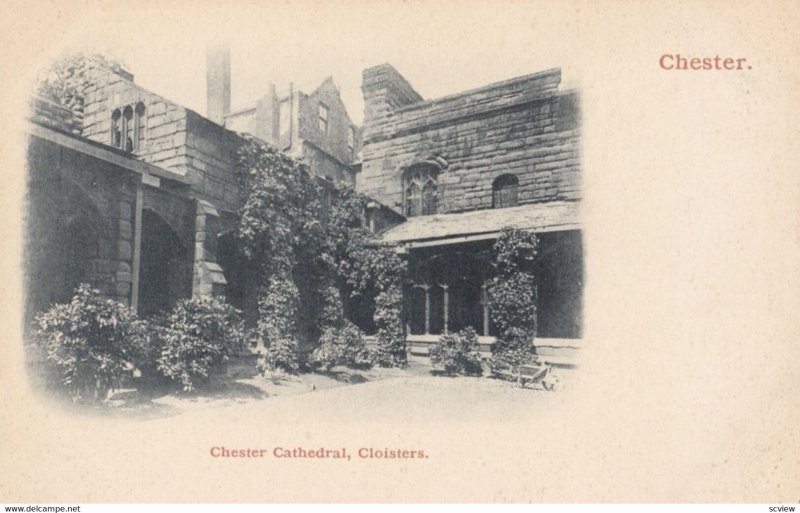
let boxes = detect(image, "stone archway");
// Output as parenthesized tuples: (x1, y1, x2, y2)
(137, 209, 192, 317)
(24, 175, 106, 325)
(31, 213, 100, 309)
(54, 215, 100, 304)
(216, 230, 259, 325)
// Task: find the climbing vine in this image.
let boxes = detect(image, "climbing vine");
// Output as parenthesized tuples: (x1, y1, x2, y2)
(489, 227, 539, 366)
(235, 136, 326, 372)
(326, 184, 407, 366)
(234, 139, 407, 372)
(325, 183, 408, 367)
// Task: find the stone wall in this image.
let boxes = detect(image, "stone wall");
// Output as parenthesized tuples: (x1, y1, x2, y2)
(362, 64, 423, 139)
(29, 97, 82, 135)
(297, 78, 360, 165)
(359, 64, 580, 215)
(184, 111, 242, 213)
(300, 141, 356, 186)
(79, 63, 244, 215)
(223, 78, 361, 184)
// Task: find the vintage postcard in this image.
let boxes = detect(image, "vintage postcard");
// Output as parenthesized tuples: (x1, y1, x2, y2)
(0, 0, 798, 505)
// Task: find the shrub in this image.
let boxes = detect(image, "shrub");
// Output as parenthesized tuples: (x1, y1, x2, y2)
(310, 322, 373, 371)
(338, 324, 374, 369)
(260, 336, 300, 374)
(489, 346, 538, 369)
(310, 286, 373, 371)
(32, 284, 148, 404)
(429, 327, 483, 376)
(156, 297, 246, 392)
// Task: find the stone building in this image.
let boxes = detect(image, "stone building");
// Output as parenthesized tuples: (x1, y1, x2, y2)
(24, 54, 582, 364)
(218, 50, 361, 187)
(25, 95, 195, 322)
(359, 64, 583, 363)
(25, 64, 234, 324)
(23, 54, 385, 328)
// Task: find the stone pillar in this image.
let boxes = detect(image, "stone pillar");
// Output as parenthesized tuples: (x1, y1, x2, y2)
(128, 184, 143, 310)
(115, 192, 137, 307)
(481, 282, 490, 337)
(441, 284, 449, 334)
(192, 199, 227, 298)
(423, 285, 431, 335)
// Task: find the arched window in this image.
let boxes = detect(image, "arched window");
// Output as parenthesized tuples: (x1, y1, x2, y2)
(405, 182, 421, 217)
(492, 173, 519, 208)
(110, 109, 122, 148)
(134, 102, 146, 150)
(122, 106, 134, 152)
(110, 102, 146, 151)
(404, 165, 438, 217)
(422, 181, 437, 216)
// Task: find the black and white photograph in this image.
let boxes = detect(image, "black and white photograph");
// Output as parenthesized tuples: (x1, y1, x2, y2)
(1, 0, 798, 508)
(23, 40, 582, 407)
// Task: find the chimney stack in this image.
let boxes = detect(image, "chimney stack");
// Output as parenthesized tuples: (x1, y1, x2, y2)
(361, 63, 422, 141)
(206, 43, 231, 125)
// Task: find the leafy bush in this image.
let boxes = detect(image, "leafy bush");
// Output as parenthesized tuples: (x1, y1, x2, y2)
(310, 323, 373, 371)
(32, 284, 149, 404)
(338, 325, 374, 369)
(260, 336, 300, 374)
(489, 346, 538, 369)
(429, 327, 483, 376)
(310, 287, 373, 371)
(155, 297, 246, 392)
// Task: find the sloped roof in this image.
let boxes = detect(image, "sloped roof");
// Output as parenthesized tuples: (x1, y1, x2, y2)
(381, 201, 580, 245)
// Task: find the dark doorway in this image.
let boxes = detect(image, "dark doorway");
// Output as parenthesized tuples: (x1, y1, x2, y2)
(216, 231, 260, 326)
(138, 209, 191, 317)
(406, 286, 427, 335)
(449, 277, 483, 334)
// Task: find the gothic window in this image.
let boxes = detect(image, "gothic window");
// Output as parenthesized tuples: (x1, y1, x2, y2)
(404, 165, 438, 217)
(111, 102, 146, 151)
(405, 182, 421, 217)
(422, 181, 437, 215)
(110, 109, 121, 148)
(122, 106, 134, 152)
(492, 173, 519, 208)
(134, 102, 146, 149)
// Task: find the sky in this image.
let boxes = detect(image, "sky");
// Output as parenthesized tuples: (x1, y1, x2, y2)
(45, 1, 581, 126)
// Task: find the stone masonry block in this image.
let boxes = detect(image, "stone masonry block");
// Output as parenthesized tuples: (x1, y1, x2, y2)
(116, 282, 131, 296)
(118, 240, 132, 261)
